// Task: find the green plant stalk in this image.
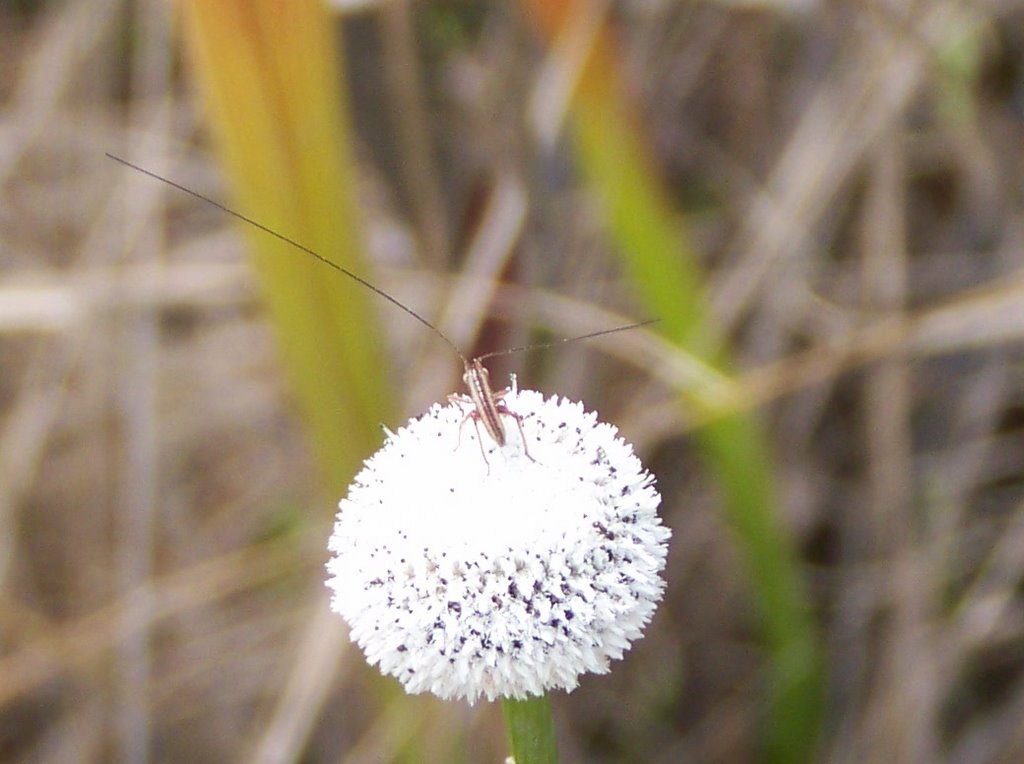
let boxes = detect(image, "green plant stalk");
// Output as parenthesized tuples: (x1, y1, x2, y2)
(503, 696, 559, 764)
(574, 85, 822, 764)
(576, 83, 822, 764)
(175, 5, 474, 761)
(177, 0, 391, 496)
(521, 4, 825, 760)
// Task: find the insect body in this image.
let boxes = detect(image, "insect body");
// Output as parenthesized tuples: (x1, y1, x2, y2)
(451, 358, 532, 463)
(458, 358, 510, 447)
(106, 154, 654, 460)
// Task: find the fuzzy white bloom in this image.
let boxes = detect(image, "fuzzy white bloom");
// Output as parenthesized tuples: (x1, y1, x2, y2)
(326, 385, 670, 703)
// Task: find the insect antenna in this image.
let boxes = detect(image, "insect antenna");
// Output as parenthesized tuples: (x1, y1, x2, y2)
(109, 153, 659, 462)
(105, 153, 467, 363)
(107, 155, 656, 379)
(475, 318, 660, 363)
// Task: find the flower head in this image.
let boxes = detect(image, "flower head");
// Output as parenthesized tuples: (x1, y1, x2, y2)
(326, 385, 670, 703)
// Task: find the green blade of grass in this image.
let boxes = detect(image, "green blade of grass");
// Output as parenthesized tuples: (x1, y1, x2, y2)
(523, 4, 825, 761)
(178, 0, 392, 495)
(174, 5, 477, 760)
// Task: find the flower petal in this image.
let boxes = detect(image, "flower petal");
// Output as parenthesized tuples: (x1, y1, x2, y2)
(326, 388, 670, 703)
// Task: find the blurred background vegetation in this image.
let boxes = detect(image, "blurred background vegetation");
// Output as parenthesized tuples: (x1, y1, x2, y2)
(2, 1, 1024, 762)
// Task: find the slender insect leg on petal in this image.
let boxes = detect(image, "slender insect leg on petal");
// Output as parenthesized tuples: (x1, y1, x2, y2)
(491, 388, 536, 462)
(449, 394, 493, 471)
(449, 392, 535, 465)
(496, 402, 535, 463)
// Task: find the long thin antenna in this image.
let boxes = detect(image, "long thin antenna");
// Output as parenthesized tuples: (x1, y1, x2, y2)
(476, 319, 660, 362)
(105, 153, 466, 360)
(107, 153, 657, 367)
(110, 153, 662, 455)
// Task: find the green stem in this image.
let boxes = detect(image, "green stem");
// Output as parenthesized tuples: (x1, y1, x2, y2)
(561, 30, 825, 764)
(502, 695, 558, 764)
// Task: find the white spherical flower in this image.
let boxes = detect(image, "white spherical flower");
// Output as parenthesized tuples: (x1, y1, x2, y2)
(325, 384, 670, 704)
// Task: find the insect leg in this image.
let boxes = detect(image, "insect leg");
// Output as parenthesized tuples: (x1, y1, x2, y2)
(495, 403, 536, 463)
(451, 398, 493, 473)
(449, 393, 471, 448)
(470, 415, 492, 474)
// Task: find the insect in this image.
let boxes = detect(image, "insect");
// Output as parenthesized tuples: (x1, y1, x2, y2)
(106, 154, 655, 459)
